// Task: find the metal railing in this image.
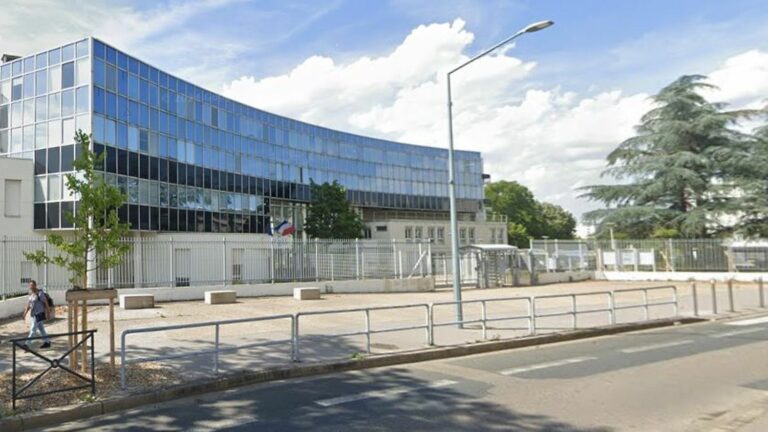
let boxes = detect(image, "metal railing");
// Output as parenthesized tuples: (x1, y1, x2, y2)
(1, 237, 432, 298)
(119, 285, 693, 389)
(530, 238, 768, 273)
(10, 330, 96, 410)
(120, 315, 295, 389)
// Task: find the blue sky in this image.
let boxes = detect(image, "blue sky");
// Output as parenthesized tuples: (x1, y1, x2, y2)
(2, 0, 767, 221)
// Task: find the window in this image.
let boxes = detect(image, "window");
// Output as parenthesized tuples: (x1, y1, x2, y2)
(459, 228, 467, 245)
(427, 227, 435, 241)
(376, 225, 387, 232)
(414, 226, 422, 239)
(4, 179, 21, 217)
(404, 226, 413, 239)
(62, 62, 75, 89)
(468, 228, 475, 244)
(437, 227, 445, 244)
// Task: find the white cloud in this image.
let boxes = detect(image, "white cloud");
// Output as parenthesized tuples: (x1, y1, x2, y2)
(222, 20, 767, 222)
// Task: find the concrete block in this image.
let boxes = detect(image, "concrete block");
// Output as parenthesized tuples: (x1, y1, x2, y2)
(119, 294, 155, 310)
(205, 290, 237, 304)
(293, 287, 321, 300)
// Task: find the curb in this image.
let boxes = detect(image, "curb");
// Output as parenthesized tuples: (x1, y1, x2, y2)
(0, 316, 705, 431)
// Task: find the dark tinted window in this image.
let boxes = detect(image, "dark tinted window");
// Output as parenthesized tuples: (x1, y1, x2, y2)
(60, 145, 74, 172)
(46, 202, 60, 229)
(62, 62, 75, 88)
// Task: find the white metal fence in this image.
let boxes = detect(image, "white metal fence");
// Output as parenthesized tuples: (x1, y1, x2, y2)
(119, 284, 697, 389)
(0, 237, 432, 299)
(531, 238, 768, 273)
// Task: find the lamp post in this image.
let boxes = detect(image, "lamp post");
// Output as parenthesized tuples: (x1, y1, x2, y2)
(446, 20, 553, 326)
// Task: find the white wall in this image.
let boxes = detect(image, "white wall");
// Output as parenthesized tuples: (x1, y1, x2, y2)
(0, 157, 34, 237)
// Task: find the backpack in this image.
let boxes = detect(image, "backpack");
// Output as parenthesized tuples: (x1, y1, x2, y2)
(41, 291, 54, 308)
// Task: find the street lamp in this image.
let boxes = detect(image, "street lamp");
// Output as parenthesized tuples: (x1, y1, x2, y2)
(446, 20, 553, 326)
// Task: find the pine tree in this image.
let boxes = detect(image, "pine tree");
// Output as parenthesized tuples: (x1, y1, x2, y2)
(581, 75, 753, 237)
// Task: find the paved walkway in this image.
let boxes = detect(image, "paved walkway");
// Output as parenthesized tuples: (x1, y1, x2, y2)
(1, 279, 764, 385)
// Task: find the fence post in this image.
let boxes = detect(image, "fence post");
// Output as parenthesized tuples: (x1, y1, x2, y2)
(355, 239, 360, 280)
(481, 301, 488, 340)
(43, 242, 49, 289)
(1, 236, 5, 301)
(642, 289, 649, 320)
(668, 239, 675, 272)
(398, 251, 403, 279)
(672, 286, 679, 316)
(222, 237, 227, 286)
(608, 292, 615, 325)
(727, 279, 735, 312)
(364, 309, 371, 354)
(569, 295, 576, 329)
(418, 242, 424, 277)
(270, 238, 275, 284)
(214, 323, 220, 374)
(294, 314, 301, 362)
(426, 241, 432, 277)
(633, 247, 639, 272)
(169, 237, 175, 287)
(528, 249, 537, 285)
(530, 297, 537, 335)
(291, 315, 298, 362)
(691, 281, 699, 317)
(710, 279, 718, 315)
(314, 238, 319, 282)
(392, 239, 397, 278)
(426, 304, 434, 346)
(759, 278, 765, 308)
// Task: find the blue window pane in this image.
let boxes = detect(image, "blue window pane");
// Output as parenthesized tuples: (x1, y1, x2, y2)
(139, 129, 148, 153)
(23, 74, 35, 98)
(117, 123, 128, 149)
(118, 70, 128, 96)
(139, 104, 148, 128)
(93, 87, 105, 114)
(118, 96, 128, 120)
(139, 62, 149, 80)
(128, 56, 139, 75)
(23, 57, 35, 73)
(105, 91, 117, 118)
(105, 45, 116, 65)
(48, 48, 61, 65)
(12, 61, 22, 77)
(139, 79, 149, 104)
(35, 53, 48, 69)
(35, 70, 47, 96)
(76, 40, 89, 58)
(93, 40, 105, 59)
(129, 100, 139, 124)
(62, 62, 75, 89)
(62, 89, 75, 117)
(62, 44, 75, 62)
(128, 74, 139, 100)
(93, 115, 105, 143)
(128, 126, 138, 151)
(117, 51, 127, 70)
(76, 86, 89, 114)
(93, 58, 105, 87)
(1, 64, 10, 80)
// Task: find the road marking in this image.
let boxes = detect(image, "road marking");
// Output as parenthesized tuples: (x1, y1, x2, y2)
(314, 379, 458, 407)
(499, 356, 596, 376)
(710, 328, 766, 338)
(725, 316, 768, 326)
(620, 339, 693, 353)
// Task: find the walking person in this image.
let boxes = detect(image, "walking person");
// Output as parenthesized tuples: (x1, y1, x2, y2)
(22, 280, 52, 349)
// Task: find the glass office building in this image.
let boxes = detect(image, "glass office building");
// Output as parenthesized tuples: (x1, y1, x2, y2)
(0, 38, 485, 234)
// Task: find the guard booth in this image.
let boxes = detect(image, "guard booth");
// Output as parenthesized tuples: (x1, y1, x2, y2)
(461, 244, 519, 288)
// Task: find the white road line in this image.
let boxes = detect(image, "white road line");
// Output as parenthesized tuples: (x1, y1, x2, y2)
(725, 316, 768, 326)
(314, 379, 458, 407)
(620, 339, 694, 354)
(710, 328, 767, 338)
(499, 356, 596, 376)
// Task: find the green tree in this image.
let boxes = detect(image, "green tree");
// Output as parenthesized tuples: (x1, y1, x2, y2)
(485, 180, 576, 246)
(726, 123, 768, 236)
(25, 131, 130, 289)
(581, 75, 753, 238)
(538, 202, 576, 239)
(305, 180, 364, 239)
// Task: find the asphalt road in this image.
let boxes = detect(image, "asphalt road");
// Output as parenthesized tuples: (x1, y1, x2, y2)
(37, 314, 768, 432)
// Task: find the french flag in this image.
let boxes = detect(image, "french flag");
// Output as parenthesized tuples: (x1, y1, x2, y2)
(275, 220, 296, 236)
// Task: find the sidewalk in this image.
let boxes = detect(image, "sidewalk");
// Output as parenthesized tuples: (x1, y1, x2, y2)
(1, 279, 763, 385)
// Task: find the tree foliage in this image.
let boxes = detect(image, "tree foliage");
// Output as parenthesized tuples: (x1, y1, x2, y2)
(25, 131, 130, 288)
(581, 75, 762, 238)
(305, 180, 364, 239)
(485, 181, 577, 246)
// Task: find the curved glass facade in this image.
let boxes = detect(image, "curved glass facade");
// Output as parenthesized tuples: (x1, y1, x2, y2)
(0, 38, 485, 233)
